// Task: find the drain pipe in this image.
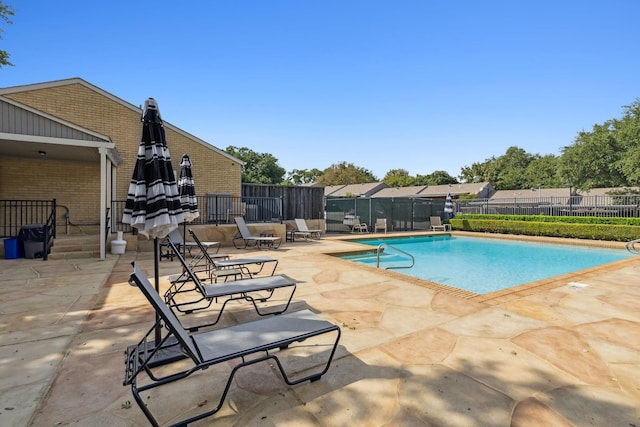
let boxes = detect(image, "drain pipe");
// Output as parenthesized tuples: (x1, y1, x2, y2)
(58, 205, 71, 235)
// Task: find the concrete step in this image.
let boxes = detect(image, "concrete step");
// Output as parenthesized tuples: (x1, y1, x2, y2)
(49, 235, 101, 259)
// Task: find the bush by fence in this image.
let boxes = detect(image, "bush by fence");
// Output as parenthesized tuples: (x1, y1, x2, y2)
(450, 214, 640, 242)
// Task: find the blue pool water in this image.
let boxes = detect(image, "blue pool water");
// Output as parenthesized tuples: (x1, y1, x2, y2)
(341, 235, 632, 294)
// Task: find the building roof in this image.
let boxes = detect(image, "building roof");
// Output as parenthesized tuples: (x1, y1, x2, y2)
(418, 182, 492, 198)
(0, 95, 120, 164)
(0, 78, 243, 167)
(370, 185, 428, 198)
(324, 182, 388, 197)
(490, 187, 572, 200)
(325, 181, 492, 198)
(579, 186, 640, 196)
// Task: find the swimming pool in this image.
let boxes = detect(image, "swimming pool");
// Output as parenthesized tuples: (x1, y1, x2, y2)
(340, 235, 632, 294)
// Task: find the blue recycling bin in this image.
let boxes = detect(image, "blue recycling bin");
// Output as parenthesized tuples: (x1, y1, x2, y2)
(4, 237, 23, 259)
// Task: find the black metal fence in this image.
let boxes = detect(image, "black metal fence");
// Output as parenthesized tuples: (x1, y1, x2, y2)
(0, 199, 57, 238)
(456, 195, 640, 217)
(325, 197, 446, 232)
(109, 195, 284, 233)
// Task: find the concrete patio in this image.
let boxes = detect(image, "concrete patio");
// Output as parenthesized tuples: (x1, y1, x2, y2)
(1, 233, 639, 426)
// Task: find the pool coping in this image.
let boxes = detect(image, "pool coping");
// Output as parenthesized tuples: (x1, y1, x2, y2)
(324, 231, 638, 305)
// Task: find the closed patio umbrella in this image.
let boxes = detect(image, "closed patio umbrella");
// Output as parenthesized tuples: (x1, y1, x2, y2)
(444, 193, 454, 219)
(123, 98, 184, 239)
(178, 153, 199, 257)
(122, 97, 184, 344)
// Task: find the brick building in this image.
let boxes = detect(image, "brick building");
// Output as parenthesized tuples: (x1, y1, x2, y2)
(0, 78, 243, 258)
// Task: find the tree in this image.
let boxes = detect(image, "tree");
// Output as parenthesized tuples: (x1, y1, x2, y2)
(414, 170, 458, 185)
(459, 157, 498, 184)
(558, 123, 626, 190)
(224, 146, 286, 184)
(523, 154, 563, 189)
(0, 1, 14, 68)
(316, 162, 377, 185)
(286, 168, 323, 185)
(382, 168, 415, 187)
(460, 146, 557, 190)
(609, 100, 640, 185)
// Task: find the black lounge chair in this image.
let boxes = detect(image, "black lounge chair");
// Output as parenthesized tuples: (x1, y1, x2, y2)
(188, 228, 278, 281)
(233, 216, 282, 249)
(124, 263, 341, 427)
(159, 228, 221, 261)
(164, 239, 295, 330)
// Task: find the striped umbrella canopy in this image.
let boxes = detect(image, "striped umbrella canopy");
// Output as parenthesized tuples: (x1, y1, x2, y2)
(178, 154, 199, 223)
(444, 193, 454, 216)
(122, 98, 184, 239)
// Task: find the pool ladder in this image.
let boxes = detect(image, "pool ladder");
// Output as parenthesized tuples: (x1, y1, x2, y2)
(376, 243, 415, 270)
(626, 239, 640, 254)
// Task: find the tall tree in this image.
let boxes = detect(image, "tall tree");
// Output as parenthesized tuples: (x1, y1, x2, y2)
(523, 154, 563, 188)
(316, 161, 377, 185)
(460, 146, 556, 190)
(490, 147, 534, 190)
(383, 168, 415, 187)
(414, 170, 458, 185)
(609, 100, 640, 185)
(558, 123, 626, 190)
(0, 1, 14, 68)
(459, 157, 498, 184)
(224, 146, 286, 184)
(286, 168, 323, 185)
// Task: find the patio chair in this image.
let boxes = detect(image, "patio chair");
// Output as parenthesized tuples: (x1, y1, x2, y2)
(374, 218, 387, 233)
(188, 228, 278, 281)
(233, 216, 282, 249)
(125, 262, 341, 427)
(159, 228, 220, 261)
(294, 218, 323, 240)
(430, 216, 451, 231)
(352, 216, 369, 233)
(163, 239, 293, 329)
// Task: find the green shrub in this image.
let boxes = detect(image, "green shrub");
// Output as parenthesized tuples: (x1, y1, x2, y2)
(450, 215, 640, 242)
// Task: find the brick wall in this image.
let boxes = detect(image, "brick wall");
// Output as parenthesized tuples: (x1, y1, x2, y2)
(2, 81, 242, 232)
(0, 156, 99, 225)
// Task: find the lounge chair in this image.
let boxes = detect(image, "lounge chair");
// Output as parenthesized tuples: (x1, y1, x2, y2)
(233, 217, 282, 249)
(352, 216, 369, 233)
(430, 216, 451, 231)
(294, 218, 323, 240)
(374, 218, 387, 233)
(163, 239, 295, 329)
(188, 228, 278, 281)
(159, 228, 220, 261)
(125, 263, 341, 427)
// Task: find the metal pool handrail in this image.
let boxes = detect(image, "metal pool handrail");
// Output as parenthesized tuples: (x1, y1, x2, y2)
(376, 243, 415, 270)
(625, 239, 640, 254)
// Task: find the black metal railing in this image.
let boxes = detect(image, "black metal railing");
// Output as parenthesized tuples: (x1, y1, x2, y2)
(42, 204, 56, 260)
(456, 195, 640, 217)
(0, 199, 57, 238)
(109, 195, 283, 234)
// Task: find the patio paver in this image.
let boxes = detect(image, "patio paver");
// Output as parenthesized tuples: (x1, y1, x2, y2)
(0, 233, 639, 426)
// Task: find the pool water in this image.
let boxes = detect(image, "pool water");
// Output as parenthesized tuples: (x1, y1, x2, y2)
(341, 235, 632, 294)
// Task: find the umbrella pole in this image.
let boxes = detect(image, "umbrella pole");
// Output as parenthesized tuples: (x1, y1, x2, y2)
(154, 237, 162, 344)
(183, 222, 187, 259)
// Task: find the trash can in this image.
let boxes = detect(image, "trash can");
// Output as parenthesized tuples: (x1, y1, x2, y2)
(19, 224, 48, 259)
(4, 238, 23, 259)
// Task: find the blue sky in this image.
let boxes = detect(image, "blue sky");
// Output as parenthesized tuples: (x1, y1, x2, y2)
(2, 1, 639, 180)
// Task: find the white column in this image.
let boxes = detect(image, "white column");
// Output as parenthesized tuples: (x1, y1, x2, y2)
(99, 147, 107, 260)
